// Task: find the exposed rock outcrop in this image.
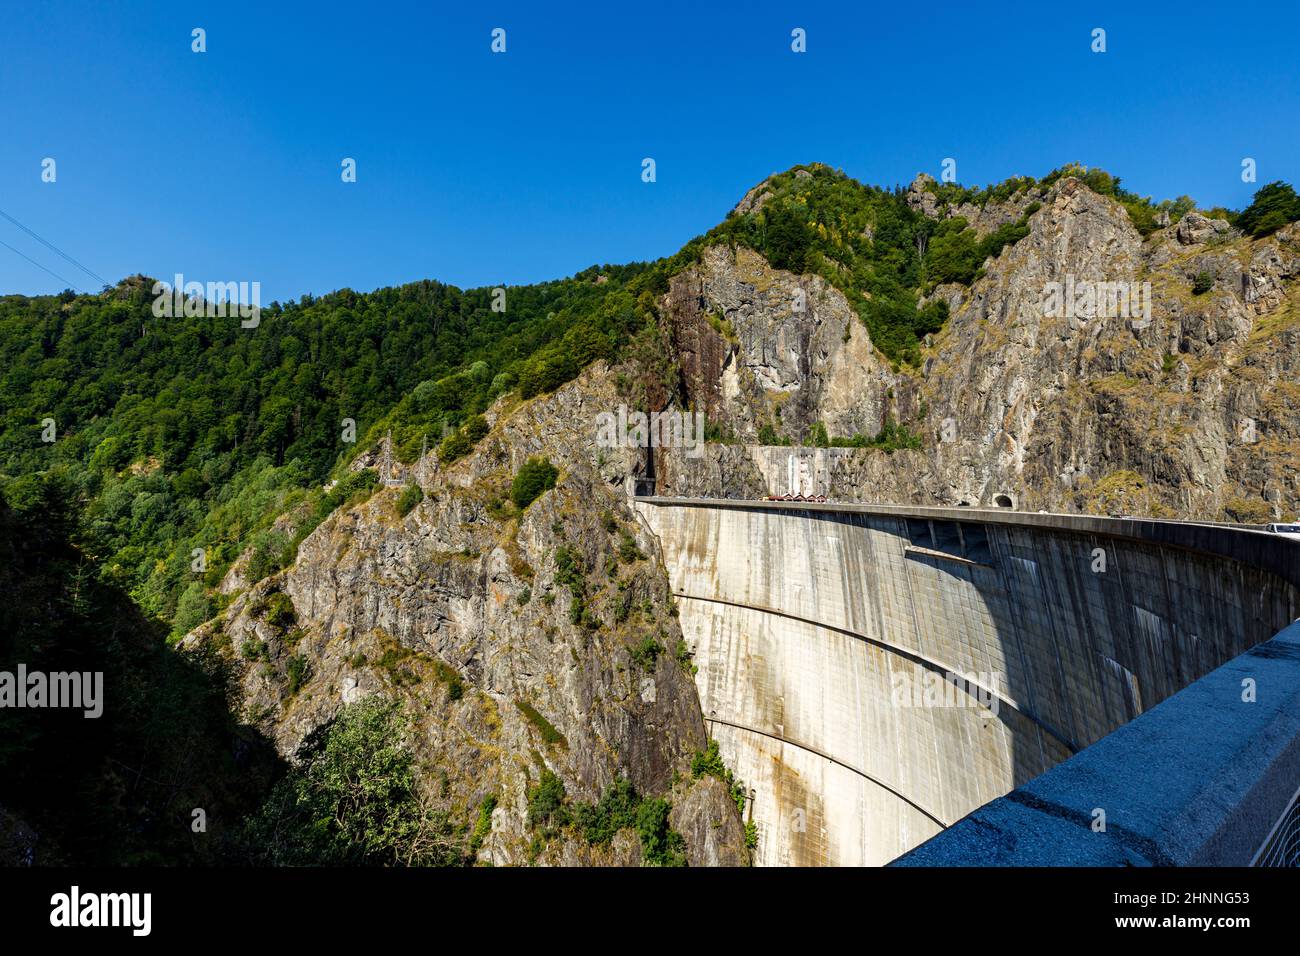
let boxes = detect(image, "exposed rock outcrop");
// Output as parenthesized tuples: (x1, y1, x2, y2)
(185, 368, 748, 866)
(666, 245, 895, 442)
(655, 176, 1300, 520)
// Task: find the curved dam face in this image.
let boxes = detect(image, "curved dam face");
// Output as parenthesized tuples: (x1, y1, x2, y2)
(634, 498, 1300, 866)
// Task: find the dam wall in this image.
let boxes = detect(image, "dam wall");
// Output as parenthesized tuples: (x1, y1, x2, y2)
(894, 620, 1300, 866)
(634, 498, 1300, 866)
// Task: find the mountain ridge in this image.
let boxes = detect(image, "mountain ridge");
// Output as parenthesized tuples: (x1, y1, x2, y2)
(3, 162, 1300, 864)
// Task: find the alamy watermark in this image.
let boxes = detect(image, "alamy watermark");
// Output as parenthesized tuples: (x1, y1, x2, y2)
(1043, 274, 1151, 323)
(152, 273, 261, 328)
(595, 406, 705, 459)
(50, 886, 150, 936)
(1, 665, 103, 718)
(891, 667, 1003, 717)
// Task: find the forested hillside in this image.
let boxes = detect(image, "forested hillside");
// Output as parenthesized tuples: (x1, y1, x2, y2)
(0, 266, 660, 636)
(0, 476, 279, 863)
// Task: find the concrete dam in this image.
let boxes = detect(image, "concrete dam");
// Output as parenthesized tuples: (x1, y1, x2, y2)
(634, 497, 1300, 866)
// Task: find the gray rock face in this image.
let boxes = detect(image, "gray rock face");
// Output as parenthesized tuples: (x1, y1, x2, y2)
(655, 444, 937, 503)
(1175, 211, 1230, 245)
(733, 179, 776, 217)
(921, 189, 1299, 519)
(656, 178, 1300, 521)
(186, 369, 748, 866)
(907, 170, 1039, 236)
(906, 173, 940, 218)
(917, 178, 1148, 507)
(670, 774, 749, 866)
(665, 245, 895, 442)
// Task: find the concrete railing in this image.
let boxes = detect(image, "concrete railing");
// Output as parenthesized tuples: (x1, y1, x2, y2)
(634, 496, 1300, 865)
(891, 620, 1300, 866)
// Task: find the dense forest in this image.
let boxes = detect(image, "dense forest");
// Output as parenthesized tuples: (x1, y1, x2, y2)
(0, 266, 661, 637)
(2, 164, 1296, 863)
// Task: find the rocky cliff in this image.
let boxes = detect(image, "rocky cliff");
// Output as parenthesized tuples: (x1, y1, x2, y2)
(656, 172, 1300, 521)
(182, 163, 1300, 867)
(185, 369, 748, 866)
(666, 244, 895, 441)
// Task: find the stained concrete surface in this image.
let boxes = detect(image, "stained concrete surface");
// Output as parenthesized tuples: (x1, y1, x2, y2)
(635, 498, 1300, 866)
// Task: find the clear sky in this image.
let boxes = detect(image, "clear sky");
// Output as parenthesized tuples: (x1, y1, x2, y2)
(1, 0, 1297, 301)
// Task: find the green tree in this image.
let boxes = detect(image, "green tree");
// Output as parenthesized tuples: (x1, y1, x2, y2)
(511, 456, 559, 509)
(396, 483, 423, 516)
(1237, 182, 1300, 237)
(762, 203, 811, 273)
(171, 580, 212, 637)
(925, 218, 982, 285)
(238, 696, 462, 865)
(635, 798, 686, 866)
(526, 768, 569, 829)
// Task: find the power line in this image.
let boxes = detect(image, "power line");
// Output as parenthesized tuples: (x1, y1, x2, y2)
(0, 205, 110, 288)
(0, 236, 87, 293)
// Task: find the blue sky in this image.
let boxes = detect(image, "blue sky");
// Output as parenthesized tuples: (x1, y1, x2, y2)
(1, 0, 1297, 301)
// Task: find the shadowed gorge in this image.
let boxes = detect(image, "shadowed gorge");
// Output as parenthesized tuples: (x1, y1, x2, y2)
(0, 477, 282, 864)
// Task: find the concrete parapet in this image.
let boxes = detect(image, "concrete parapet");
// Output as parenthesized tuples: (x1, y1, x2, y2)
(893, 621, 1300, 866)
